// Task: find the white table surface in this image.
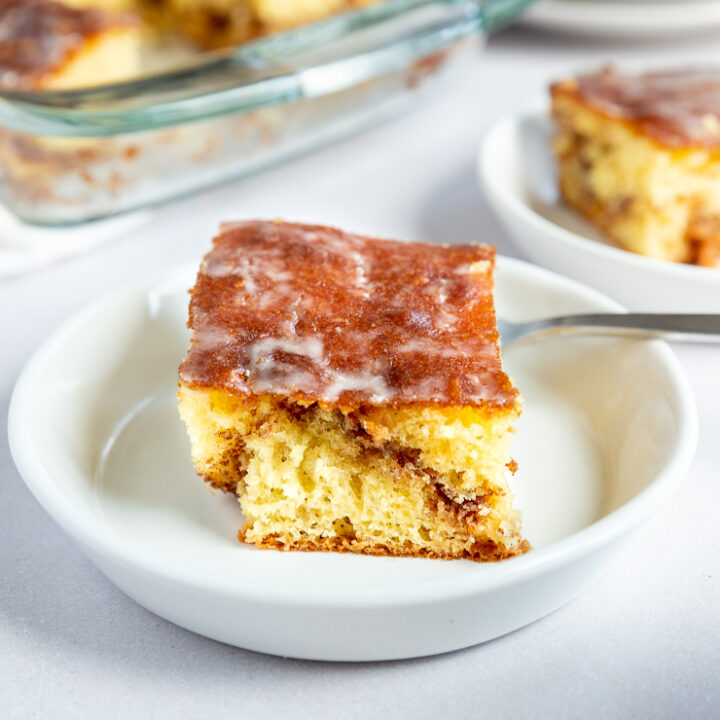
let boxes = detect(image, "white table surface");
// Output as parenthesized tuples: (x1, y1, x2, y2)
(2, 25, 719, 720)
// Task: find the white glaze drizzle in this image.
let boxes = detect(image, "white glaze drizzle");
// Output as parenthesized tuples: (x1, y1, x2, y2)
(187, 223, 511, 405)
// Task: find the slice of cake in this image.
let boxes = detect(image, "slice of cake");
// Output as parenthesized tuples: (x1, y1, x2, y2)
(178, 221, 528, 562)
(0, 0, 144, 90)
(551, 66, 720, 268)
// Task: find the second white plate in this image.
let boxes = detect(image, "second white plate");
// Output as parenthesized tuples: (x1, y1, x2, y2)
(479, 98, 720, 312)
(8, 259, 697, 661)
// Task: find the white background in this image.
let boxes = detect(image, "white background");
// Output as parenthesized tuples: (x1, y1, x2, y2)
(2, 25, 719, 720)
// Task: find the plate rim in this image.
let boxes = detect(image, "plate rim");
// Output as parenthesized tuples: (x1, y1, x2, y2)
(478, 95, 720, 287)
(523, 0, 720, 34)
(7, 259, 698, 608)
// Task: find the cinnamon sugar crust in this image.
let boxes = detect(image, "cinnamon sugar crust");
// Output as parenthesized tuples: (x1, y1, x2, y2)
(552, 65, 720, 150)
(179, 220, 518, 409)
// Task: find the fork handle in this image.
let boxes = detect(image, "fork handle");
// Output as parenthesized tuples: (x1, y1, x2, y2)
(527, 313, 720, 343)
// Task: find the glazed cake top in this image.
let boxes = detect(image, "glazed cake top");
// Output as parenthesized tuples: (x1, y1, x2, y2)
(179, 221, 518, 409)
(552, 66, 720, 149)
(0, 0, 135, 90)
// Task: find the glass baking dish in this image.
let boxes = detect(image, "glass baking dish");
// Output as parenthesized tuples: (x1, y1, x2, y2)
(0, 0, 534, 225)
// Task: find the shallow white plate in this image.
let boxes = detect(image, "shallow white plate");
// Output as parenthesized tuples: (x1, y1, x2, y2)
(523, 0, 720, 37)
(479, 98, 720, 313)
(8, 260, 696, 661)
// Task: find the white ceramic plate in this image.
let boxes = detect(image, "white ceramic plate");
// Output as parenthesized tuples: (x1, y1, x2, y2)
(8, 261, 696, 661)
(523, 0, 720, 38)
(479, 98, 720, 313)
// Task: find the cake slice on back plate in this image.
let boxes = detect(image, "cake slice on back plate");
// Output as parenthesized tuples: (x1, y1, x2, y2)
(551, 65, 720, 268)
(178, 221, 528, 561)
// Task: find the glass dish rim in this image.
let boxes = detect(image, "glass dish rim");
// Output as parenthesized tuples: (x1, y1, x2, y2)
(0, 0, 535, 137)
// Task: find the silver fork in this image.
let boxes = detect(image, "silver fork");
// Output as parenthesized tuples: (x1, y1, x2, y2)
(498, 314, 720, 348)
